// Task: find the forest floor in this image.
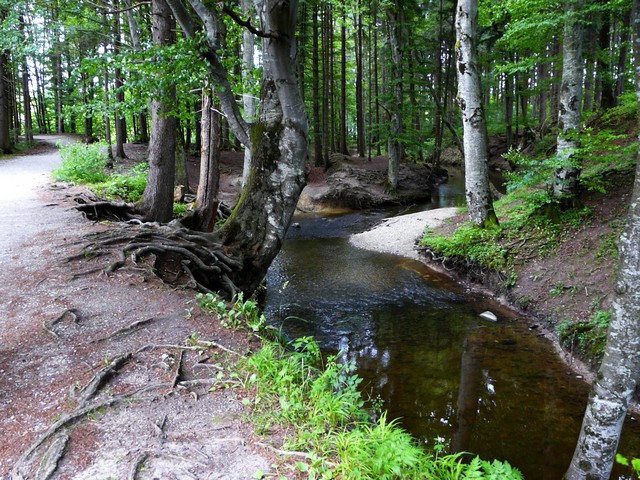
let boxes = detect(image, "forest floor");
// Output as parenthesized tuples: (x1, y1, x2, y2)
(0, 137, 277, 479)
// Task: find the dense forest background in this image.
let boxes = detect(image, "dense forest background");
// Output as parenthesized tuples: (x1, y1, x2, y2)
(0, 0, 633, 164)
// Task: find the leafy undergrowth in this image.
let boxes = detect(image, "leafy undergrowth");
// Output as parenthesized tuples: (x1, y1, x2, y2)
(198, 293, 523, 479)
(421, 106, 637, 367)
(53, 142, 190, 217)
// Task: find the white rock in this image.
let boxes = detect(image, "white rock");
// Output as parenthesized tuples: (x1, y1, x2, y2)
(479, 311, 498, 322)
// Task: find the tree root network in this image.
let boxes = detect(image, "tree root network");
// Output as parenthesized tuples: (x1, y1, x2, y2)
(68, 213, 243, 298)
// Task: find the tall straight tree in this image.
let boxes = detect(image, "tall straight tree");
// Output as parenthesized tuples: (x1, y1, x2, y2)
(138, 0, 176, 222)
(386, 0, 403, 191)
(564, 3, 640, 478)
(553, 0, 584, 200)
(455, 0, 498, 227)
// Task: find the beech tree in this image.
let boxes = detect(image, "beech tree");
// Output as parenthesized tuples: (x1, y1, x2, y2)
(564, 3, 640, 477)
(87, 0, 308, 297)
(553, 0, 584, 200)
(455, 0, 498, 227)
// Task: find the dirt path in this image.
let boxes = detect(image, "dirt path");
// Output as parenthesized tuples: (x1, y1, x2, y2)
(0, 137, 271, 479)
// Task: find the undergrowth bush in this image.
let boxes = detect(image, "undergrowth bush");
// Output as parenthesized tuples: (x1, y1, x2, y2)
(54, 143, 149, 203)
(556, 310, 612, 365)
(53, 142, 109, 183)
(93, 162, 148, 202)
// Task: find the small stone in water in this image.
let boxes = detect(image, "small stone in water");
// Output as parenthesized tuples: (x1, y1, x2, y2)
(479, 311, 498, 322)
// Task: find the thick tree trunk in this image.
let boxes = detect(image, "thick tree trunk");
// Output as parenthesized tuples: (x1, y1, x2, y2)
(565, 6, 640, 473)
(455, 0, 498, 227)
(553, 0, 584, 200)
(215, 0, 308, 295)
(165, 0, 308, 296)
(138, 0, 177, 223)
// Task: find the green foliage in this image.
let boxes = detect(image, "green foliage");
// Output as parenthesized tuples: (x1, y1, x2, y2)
(556, 310, 612, 364)
(197, 292, 266, 333)
(53, 143, 109, 184)
(616, 454, 640, 475)
(93, 162, 148, 202)
(173, 202, 189, 218)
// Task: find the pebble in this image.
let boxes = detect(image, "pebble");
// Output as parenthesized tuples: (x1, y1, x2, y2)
(479, 311, 498, 322)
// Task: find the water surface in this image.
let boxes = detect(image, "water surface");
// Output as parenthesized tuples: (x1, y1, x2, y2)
(265, 176, 640, 479)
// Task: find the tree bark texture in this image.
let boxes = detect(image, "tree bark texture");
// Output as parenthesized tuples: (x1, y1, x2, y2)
(241, 0, 257, 186)
(386, 2, 402, 191)
(139, 0, 177, 223)
(192, 91, 220, 232)
(565, 4, 640, 477)
(216, 0, 308, 295)
(553, 0, 584, 200)
(167, 0, 308, 296)
(455, 0, 498, 227)
(0, 49, 13, 153)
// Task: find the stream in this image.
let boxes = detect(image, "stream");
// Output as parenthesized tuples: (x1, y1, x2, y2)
(264, 174, 640, 479)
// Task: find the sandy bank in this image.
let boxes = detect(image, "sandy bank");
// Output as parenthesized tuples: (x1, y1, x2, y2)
(349, 207, 459, 260)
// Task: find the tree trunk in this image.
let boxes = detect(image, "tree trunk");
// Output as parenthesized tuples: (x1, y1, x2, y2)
(455, 0, 498, 227)
(583, 22, 598, 113)
(553, 0, 584, 200)
(597, 16, 616, 109)
(338, 6, 349, 155)
(166, 0, 308, 296)
(386, 1, 403, 192)
(192, 91, 220, 232)
(355, 9, 366, 157)
(614, 9, 631, 103)
(565, 9, 640, 476)
(19, 16, 34, 145)
(0, 49, 14, 153)
(113, 2, 128, 158)
(241, 0, 257, 186)
(312, 4, 322, 166)
(138, 0, 177, 223)
(215, 0, 308, 295)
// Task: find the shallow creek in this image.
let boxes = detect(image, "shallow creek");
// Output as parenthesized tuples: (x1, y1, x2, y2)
(264, 175, 640, 479)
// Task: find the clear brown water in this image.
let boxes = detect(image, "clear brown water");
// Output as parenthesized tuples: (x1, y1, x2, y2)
(265, 178, 640, 479)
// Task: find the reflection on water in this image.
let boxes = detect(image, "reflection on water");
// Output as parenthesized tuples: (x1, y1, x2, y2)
(265, 175, 640, 479)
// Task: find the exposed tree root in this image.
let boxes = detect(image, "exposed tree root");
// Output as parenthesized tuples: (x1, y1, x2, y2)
(74, 194, 142, 222)
(171, 350, 185, 388)
(91, 318, 155, 344)
(11, 383, 170, 480)
(70, 220, 243, 298)
(77, 353, 133, 405)
(127, 452, 148, 480)
(35, 433, 69, 480)
(43, 308, 80, 338)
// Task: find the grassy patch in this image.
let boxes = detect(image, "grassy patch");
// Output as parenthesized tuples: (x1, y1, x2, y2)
(556, 310, 612, 365)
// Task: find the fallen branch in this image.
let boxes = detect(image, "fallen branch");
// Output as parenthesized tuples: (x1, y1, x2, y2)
(171, 350, 185, 388)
